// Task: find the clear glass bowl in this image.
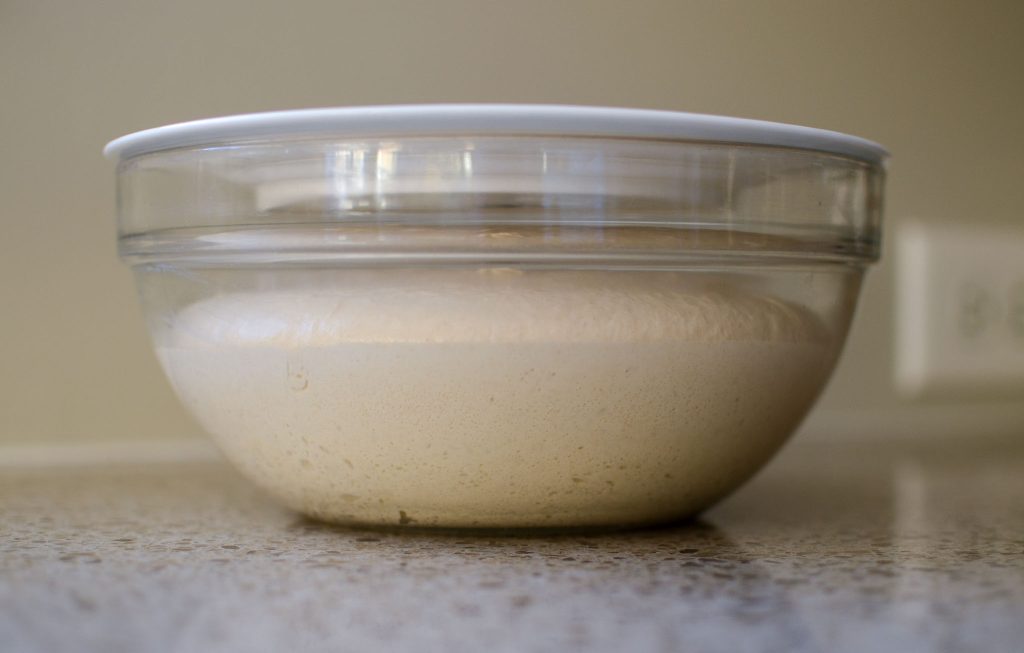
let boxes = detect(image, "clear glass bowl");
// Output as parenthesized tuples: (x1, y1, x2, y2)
(106, 105, 887, 529)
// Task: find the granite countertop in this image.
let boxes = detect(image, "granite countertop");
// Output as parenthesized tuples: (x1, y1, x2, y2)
(1, 438, 1022, 653)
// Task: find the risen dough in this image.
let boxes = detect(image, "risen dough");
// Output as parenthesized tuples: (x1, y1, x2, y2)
(157, 268, 836, 528)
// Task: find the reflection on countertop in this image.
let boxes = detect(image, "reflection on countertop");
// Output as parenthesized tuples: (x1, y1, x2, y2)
(1, 438, 1022, 653)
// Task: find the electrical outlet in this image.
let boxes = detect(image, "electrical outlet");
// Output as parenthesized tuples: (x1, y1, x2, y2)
(895, 222, 1024, 398)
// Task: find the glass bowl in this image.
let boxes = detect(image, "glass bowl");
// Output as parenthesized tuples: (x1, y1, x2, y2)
(106, 105, 887, 529)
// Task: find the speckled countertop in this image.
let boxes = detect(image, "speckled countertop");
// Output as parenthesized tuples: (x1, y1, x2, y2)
(2, 438, 1022, 653)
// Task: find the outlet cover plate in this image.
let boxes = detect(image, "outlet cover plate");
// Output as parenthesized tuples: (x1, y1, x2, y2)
(895, 222, 1024, 398)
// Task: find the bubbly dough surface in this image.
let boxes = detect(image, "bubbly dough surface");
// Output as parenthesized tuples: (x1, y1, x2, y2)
(158, 269, 836, 527)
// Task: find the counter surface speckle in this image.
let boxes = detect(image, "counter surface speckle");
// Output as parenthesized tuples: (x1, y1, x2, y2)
(2, 439, 1022, 653)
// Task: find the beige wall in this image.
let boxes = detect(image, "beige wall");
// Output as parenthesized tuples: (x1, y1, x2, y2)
(2, 0, 1022, 446)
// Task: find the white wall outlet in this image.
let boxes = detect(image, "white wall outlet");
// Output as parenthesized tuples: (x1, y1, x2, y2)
(896, 222, 1024, 398)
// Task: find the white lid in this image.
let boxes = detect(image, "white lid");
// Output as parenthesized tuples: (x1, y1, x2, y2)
(104, 104, 888, 164)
